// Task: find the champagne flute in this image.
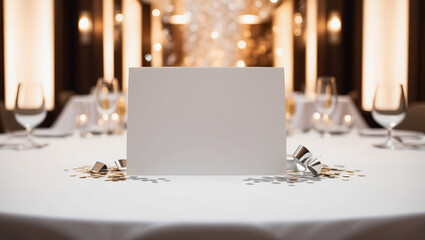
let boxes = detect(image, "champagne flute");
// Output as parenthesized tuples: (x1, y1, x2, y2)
(95, 78, 119, 134)
(314, 76, 338, 137)
(372, 83, 407, 149)
(285, 93, 296, 135)
(14, 82, 47, 149)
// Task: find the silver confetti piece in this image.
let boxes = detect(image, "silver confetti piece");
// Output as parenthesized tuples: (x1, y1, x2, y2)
(292, 145, 313, 171)
(115, 159, 127, 170)
(307, 158, 323, 176)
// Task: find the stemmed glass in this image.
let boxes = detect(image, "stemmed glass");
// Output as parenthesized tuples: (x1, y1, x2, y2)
(314, 76, 338, 137)
(372, 83, 407, 149)
(95, 78, 119, 134)
(14, 82, 47, 149)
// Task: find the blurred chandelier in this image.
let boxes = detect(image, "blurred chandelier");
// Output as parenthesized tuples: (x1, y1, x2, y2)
(151, 0, 282, 66)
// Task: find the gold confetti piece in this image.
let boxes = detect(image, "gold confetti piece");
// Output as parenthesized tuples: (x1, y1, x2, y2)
(105, 179, 112, 181)
(343, 175, 350, 178)
(342, 178, 349, 181)
(358, 174, 366, 177)
(64, 169, 69, 171)
(355, 170, 361, 172)
(69, 175, 77, 177)
(79, 176, 87, 179)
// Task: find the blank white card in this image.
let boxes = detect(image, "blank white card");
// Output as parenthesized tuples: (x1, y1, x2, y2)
(127, 67, 286, 175)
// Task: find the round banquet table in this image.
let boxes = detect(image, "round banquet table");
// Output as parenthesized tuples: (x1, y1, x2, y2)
(0, 131, 425, 240)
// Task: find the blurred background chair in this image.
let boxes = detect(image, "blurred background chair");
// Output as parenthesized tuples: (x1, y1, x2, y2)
(396, 102, 425, 133)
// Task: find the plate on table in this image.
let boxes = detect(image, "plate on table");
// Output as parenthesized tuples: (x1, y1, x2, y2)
(359, 128, 424, 138)
(12, 129, 73, 138)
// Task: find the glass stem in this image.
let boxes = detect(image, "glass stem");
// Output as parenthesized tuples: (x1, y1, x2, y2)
(26, 128, 33, 145)
(388, 127, 393, 141)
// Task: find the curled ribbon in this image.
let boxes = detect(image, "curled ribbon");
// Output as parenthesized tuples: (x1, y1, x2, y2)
(289, 145, 322, 176)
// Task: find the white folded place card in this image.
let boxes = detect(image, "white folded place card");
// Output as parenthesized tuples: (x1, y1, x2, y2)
(127, 67, 286, 175)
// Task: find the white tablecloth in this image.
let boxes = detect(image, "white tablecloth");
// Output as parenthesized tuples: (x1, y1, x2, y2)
(290, 94, 367, 130)
(0, 132, 424, 240)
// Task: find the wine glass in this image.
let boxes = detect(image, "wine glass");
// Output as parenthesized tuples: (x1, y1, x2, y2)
(14, 82, 47, 149)
(314, 76, 338, 137)
(95, 78, 119, 134)
(285, 92, 296, 135)
(372, 83, 407, 149)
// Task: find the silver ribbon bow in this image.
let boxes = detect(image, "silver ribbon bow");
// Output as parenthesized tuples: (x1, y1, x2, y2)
(289, 145, 322, 176)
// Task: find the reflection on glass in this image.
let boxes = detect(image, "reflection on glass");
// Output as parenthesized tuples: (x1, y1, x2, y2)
(372, 83, 407, 149)
(14, 82, 47, 149)
(95, 78, 119, 134)
(314, 76, 337, 137)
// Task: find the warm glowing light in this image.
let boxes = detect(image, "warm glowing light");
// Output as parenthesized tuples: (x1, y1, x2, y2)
(79, 17, 90, 31)
(270, 0, 278, 3)
(211, 31, 220, 39)
(79, 114, 88, 122)
(236, 60, 245, 67)
(4, 0, 55, 110)
(362, 0, 409, 110)
(115, 13, 124, 22)
(102, 114, 109, 121)
(151, 8, 163, 67)
(237, 40, 246, 49)
(273, 0, 294, 92)
(313, 112, 321, 120)
(153, 43, 162, 51)
(170, 14, 190, 24)
(327, 15, 341, 32)
(103, 0, 114, 80)
(145, 54, 152, 62)
(305, 0, 317, 96)
(122, 0, 142, 92)
(294, 13, 303, 24)
(111, 112, 119, 121)
(275, 48, 284, 56)
(152, 9, 160, 17)
(238, 14, 261, 24)
(344, 114, 352, 124)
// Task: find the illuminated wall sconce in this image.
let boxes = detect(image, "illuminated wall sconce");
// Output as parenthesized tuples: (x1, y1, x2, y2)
(78, 11, 93, 45)
(4, 0, 55, 110)
(327, 11, 341, 44)
(122, 0, 142, 92)
(362, 0, 408, 111)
